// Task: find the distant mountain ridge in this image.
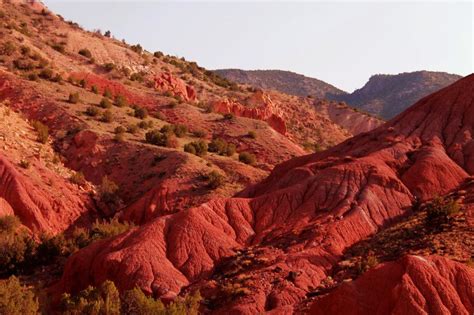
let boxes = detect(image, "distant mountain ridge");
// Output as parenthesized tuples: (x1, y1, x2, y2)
(215, 69, 462, 120)
(329, 71, 462, 119)
(213, 69, 346, 99)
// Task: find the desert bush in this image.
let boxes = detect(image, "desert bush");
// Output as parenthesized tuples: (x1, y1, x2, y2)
(79, 79, 87, 88)
(78, 48, 92, 58)
(238, 152, 256, 165)
(38, 68, 53, 80)
(130, 44, 143, 54)
(208, 138, 235, 156)
(0, 276, 39, 315)
(70, 171, 86, 186)
(60, 280, 120, 315)
(114, 132, 125, 142)
(114, 95, 127, 107)
(103, 88, 113, 98)
(247, 131, 257, 139)
(27, 73, 38, 81)
(425, 196, 460, 231)
(19, 159, 30, 169)
(356, 252, 379, 274)
(145, 130, 177, 148)
(99, 176, 119, 204)
(91, 85, 99, 94)
(114, 126, 126, 134)
(51, 73, 63, 83)
(192, 129, 207, 138)
(99, 97, 112, 108)
(13, 59, 34, 71)
(20, 46, 30, 55)
(104, 30, 111, 37)
(127, 124, 139, 134)
(153, 51, 164, 58)
(223, 113, 235, 120)
(204, 171, 224, 189)
(160, 124, 187, 137)
(138, 120, 153, 129)
(134, 107, 148, 119)
(0, 41, 16, 56)
(130, 72, 144, 83)
(101, 110, 113, 123)
(184, 140, 207, 157)
(68, 92, 80, 104)
(0, 215, 21, 234)
(85, 106, 99, 117)
(103, 63, 115, 72)
(31, 120, 49, 144)
(51, 43, 65, 53)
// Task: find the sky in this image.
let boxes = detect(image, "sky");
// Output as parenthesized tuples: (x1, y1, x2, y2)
(44, 1, 473, 92)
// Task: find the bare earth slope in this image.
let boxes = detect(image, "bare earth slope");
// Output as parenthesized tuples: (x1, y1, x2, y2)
(57, 71, 473, 313)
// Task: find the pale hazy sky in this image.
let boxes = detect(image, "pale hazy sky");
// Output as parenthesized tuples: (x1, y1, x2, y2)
(44, 1, 473, 92)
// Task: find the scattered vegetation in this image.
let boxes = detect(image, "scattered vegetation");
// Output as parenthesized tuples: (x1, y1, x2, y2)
(99, 97, 112, 109)
(134, 106, 148, 119)
(85, 106, 99, 117)
(238, 152, 256, 165)
(145, 130, 178, 148)
(208, 138, 236, 156)
(114, 95, 128, 107)
(19, 159, 30, 169)
(247, 131, 257, 139)
(204, 171, 225, 189)
(425, 196, 460, 231)
(160, 124, 187, 138)
(68, 92, 80, 104)
(31, 120, 49, 144)
(78, 48, 92, 58)
(0, 42, 16, 56)
(103, 63, 116, 72)
(103, 88, 113, 99)
(70, 171, 86, 186)
(0, 276, 39, 315)
(184, 140, 208, 157)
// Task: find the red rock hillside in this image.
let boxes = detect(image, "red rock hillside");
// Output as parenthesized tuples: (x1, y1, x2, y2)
(310, 255, 474, 315)
(56, 69, 473, 313)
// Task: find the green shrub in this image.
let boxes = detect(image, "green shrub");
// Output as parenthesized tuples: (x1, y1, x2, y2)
(68, 92, 80, 104)
(85, 106, 99, 117)
(223, 113, 235, 120)
(208, 138, 235, 156)
(204, 171, 224, 189)
(79, 79, 87, 88)
(160, 124, 187, 137)
(192, 129, 207, 138)
(0, 215, 21, 234)
(27, 73, 38, 81)
(51, 43, 65, 53)
(19, 159, 30, 169)
(38, 68, 53, 80)
(114, 95, 127, 107)
(99, 97, 112, 109)
(13, 59, 34, 71)
(0, 276, 39, 315)
(127, 124, 139, 134)
(425, 196, 460, 231)
(130, 72, 144, 83)
(134, 107, 148, 119)
(247, 131, 257, 139)
(60, 280, 120, 315)
(91, 85, 99, 94)
(138, 120, 153, 129)
(0, 41, 16, 56)
(70, 171, 86, 186)
(101, 110, 113, 123)
(239, 152, 256, 165)
(103, 88, 113, 98)
(31, 120, 49, 144)
(184, 140, 207, 157)
(99, 176, 119, 204)
(103, 63, 115, 72)
(145, 130, 177, 148)
(153, 51, 164, 58)
(78, 48, 92, 58)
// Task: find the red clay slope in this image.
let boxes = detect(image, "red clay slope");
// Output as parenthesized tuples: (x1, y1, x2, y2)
(56, 74, 474, 313)
(310, 255, 474, 315)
